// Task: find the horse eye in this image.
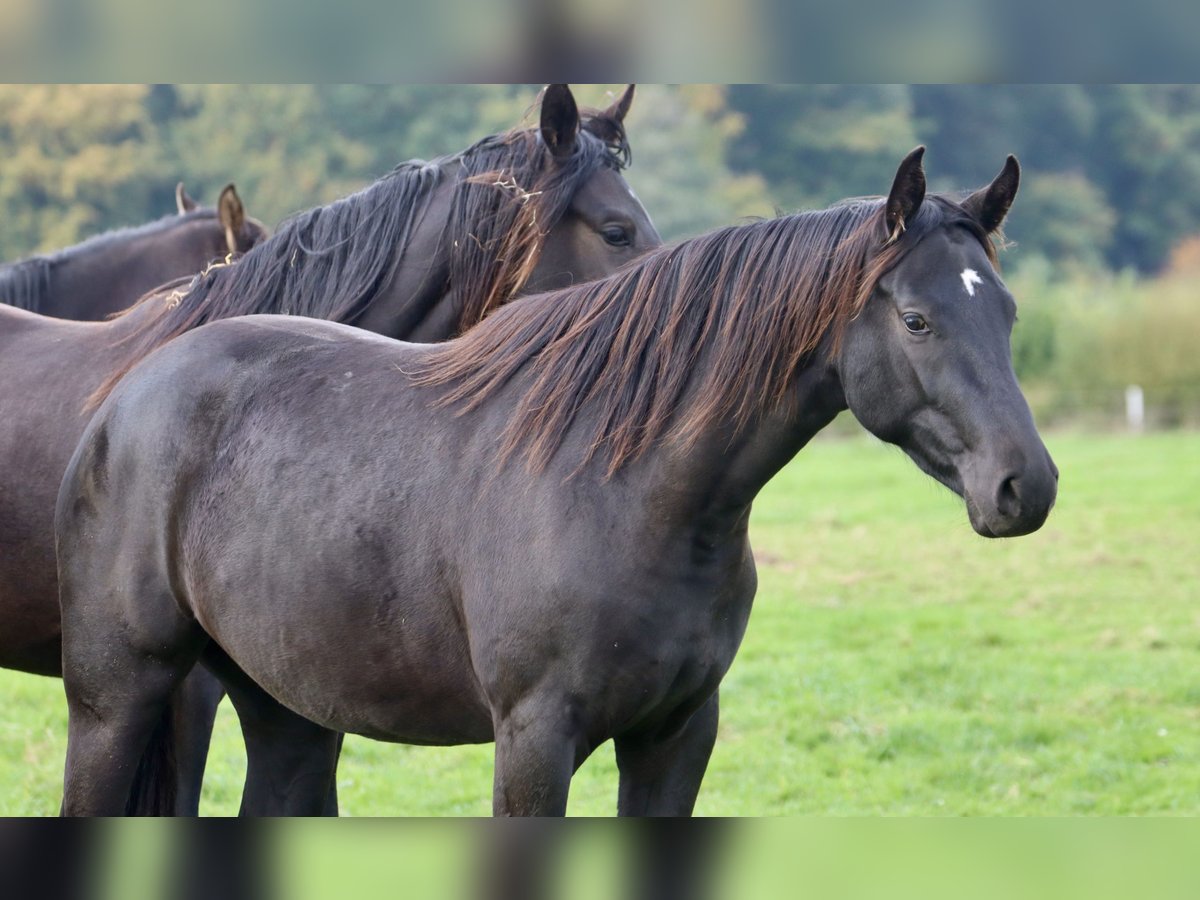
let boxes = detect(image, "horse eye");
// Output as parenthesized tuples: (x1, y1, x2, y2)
(903, 313, 930, 334)
(602, 225, 632, 248)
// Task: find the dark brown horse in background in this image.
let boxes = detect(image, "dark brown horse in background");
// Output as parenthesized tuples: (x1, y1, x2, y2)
(56, 148, 1055, 815)
(0, 185, 266, 321)
(0, 84, 658, 814)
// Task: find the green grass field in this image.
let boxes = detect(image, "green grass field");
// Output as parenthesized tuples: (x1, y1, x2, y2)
(4, 430, 1199, 815)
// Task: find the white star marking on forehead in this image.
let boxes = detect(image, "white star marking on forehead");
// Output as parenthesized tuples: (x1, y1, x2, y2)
(960, 268, 984, 297)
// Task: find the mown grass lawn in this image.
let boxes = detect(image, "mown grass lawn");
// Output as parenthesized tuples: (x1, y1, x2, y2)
(4, 430, 1198, 815)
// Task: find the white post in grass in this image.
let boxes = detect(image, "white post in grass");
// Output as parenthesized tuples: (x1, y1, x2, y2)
(1125, 384, 1145, 433)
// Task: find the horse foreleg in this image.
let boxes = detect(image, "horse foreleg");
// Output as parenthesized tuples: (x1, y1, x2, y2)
(614, 690, 719, 817)
(491, 694, 580, 816)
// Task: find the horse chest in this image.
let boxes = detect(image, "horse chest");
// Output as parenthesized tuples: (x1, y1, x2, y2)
(560, 566, 757, 734)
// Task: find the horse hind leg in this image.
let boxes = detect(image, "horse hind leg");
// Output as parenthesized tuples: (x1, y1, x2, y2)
(171, 666, 227, 815)
(201, 644, 342, 816)
(60, 577, 207, 816)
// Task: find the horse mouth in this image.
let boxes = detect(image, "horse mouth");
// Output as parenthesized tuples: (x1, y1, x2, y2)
(963, 492, 996, 537)
(964, 488, 1052, 539)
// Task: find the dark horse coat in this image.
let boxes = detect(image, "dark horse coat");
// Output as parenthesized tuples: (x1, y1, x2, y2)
(57, 149, 1056, 815)
(0, 185, 266, 321)
(0, 84, 656, 814)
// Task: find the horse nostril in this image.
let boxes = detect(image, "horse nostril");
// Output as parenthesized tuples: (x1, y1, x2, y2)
(996, 475, 1021, 519)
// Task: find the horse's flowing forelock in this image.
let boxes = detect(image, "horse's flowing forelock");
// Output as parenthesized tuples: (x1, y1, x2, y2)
(88, 113, 625, 409)
(416, 196, 995, 477)
(447, 125, 621, 331)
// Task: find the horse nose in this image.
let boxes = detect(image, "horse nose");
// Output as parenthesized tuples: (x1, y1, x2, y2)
(995, 473, 1022, 520)
(992, 461, 1057, 536)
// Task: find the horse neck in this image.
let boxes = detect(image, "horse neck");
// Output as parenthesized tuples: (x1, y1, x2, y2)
(654, 348, 848, 524)
(351, 163, 463, 342)
(46, 243, 135, 312)
(45, 219, 220, 320)
(0, 260, 49, 312)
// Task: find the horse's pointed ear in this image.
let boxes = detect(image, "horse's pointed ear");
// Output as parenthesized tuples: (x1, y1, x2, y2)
(217, 184, 245, 252)
(605, 84, 635, 123)
(963, 155, 1020, 234)
(885, 146, 926, 243)
(175, 182, 197, 214)
(540, 84, 580, 158)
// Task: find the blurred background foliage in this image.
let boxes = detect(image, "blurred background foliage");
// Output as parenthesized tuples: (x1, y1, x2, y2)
(2, 83, 1200, 426)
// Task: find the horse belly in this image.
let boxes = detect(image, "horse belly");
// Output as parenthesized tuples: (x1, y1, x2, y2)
(0, 316, 98, 674)
(257, 642, 494, 746)
(200, 580, 495, 746)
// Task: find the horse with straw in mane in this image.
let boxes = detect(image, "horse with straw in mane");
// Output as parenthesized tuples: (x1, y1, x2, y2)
(0, 83, 658, 814)
(56, 147, 1055, 815)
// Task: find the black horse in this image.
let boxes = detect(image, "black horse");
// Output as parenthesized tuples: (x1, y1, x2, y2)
(0, 184, 266, 320)
(0, 84, 657, 814)
(57, 148, 1056, 816)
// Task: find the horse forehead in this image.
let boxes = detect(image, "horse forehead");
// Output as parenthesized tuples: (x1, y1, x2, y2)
(892, 229, 999, 302)
(572, 165, 635, 211)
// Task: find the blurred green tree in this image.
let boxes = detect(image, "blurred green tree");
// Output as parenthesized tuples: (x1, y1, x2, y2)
(1087, 85, 1200, 272)
(622, 84, 773, 241)
(6, 84, 1200, 278)
(0, 85, 167, 257)
(1006, 171, 1117, 270)
(725, 85, 920, 212)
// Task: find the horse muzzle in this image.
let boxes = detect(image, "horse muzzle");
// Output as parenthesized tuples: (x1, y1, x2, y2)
(963, 447, 1058, 538)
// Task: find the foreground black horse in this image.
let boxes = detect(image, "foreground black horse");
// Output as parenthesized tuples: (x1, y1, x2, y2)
(0, 84, 656, 814)
(0, 184, 265, 320)
(57, 148, 1056, 816)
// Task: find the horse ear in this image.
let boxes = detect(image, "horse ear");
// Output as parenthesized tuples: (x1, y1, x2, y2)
(217, 184, 245, 252)
(175, 182, 197, 214)
(962, 155, 1020, 234)
(885, 146, 926, 243)
(605, 84, 635, 123)
(540, 84, 580, 158)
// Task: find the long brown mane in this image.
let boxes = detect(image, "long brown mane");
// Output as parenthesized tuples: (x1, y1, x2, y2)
(88, 105, 629, 409)
(415, 196, 997, 477)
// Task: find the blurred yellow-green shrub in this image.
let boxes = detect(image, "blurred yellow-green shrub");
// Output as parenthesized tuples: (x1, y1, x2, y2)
(1008, 254, 1200, 429)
